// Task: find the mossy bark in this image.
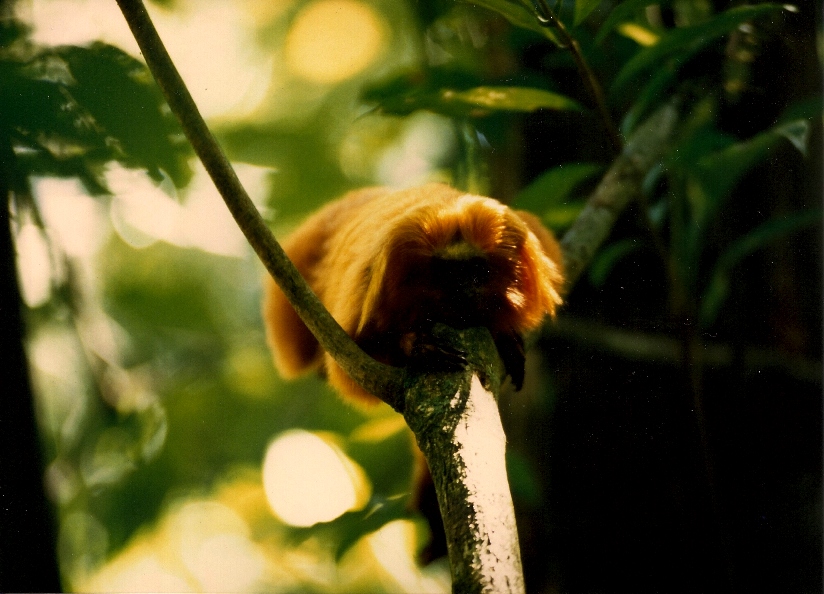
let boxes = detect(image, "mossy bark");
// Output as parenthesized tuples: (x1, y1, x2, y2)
(404, 326, 524, 593)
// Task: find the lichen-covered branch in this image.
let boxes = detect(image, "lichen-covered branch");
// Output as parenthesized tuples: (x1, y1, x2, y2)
(404, 326, 524, 594)
(560, 102, 679, 289)
(115, 0, 405, 411)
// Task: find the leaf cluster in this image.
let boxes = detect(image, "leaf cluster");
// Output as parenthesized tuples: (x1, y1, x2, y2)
(0, 19, 191, 205)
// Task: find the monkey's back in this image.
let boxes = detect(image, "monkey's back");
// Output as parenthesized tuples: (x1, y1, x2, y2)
(263, 183, 564, 403)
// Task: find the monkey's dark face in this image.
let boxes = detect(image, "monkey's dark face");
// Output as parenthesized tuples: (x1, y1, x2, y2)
(426, 255, 494, 327)
(380, 245, 520, 335)
(366, 196, 559, 340)
(431, 255, 490, 296)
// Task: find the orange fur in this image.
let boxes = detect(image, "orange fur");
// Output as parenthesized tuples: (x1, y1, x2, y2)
(262, 183, 564, 403)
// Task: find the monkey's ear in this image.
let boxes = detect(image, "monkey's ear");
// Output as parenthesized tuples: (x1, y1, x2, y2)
(513, 210, 565, 326)
(515, 210, 565, 278)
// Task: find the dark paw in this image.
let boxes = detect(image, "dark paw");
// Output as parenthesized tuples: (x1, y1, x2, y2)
(409, 339, 468, 372)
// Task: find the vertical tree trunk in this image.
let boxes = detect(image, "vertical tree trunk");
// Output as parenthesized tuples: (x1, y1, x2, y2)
(0, 139, 62, 592)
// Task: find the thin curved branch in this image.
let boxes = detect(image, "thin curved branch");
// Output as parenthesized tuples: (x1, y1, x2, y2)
(532, 0, 623, 154)
(114, 0, 405, 411)
(560, 101, 679, 289)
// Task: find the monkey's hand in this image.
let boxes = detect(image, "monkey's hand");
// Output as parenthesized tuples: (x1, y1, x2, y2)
(400, 325, 526, 390)
(401, 326, 468, 374)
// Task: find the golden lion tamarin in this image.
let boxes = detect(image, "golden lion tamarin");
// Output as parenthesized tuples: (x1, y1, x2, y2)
(262, 183, 565, 404)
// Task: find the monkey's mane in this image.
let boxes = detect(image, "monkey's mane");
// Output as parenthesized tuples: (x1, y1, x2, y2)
(359, 187, 563, 337)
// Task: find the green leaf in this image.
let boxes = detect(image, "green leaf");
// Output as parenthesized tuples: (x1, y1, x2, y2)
(588, 238, 643, 286)
(15, 151, 112, 195)
(699, 209, 821, 327)
(611, 4, 786, 96)
(0, 66, 98, 146)
(441, 86, 584, 113)
(366, 81, 583, 118)
(315, 495, 411, 561)
(595, 0, 659, 44)
(692, 119, 810, 223)
(543, 203, 587, 229)
(620, 61, 679, 136)
(774, 119, 810, 155)
(4, 41, 193, 192)
(57, 43, 193, 188)
(575, 0, 603, 25)
(506, 450, 542, 507)
(457, 0, 562, 45)
(0, 18, 29, 49)
(672, 125, 737, 168)
(777, 96, 823, 124)
(513, 162, 603, 213)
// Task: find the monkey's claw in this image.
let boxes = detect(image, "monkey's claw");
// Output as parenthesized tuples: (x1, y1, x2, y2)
(496, 331, 526, 391)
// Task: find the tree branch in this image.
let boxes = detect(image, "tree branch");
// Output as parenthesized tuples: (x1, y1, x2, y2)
(404, 326, 524, 594)
(560, 101, 679, 289)
(114, 0, 406, 411)
(546, 315, 822, 384)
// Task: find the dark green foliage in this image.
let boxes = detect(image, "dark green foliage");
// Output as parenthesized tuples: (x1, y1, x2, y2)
(55, 43, 191, 187)
(366, 78, 583, 117)
(512, 162, 601, 229)
(611, 4, 786, 95)
(0, 22, 191, 202)
(595, 0, 659, 44)
(458, 0, 562, 44)
(588, 237, 642, 286)
(383, 2, 819, 591)
(700, 208, 820, 327)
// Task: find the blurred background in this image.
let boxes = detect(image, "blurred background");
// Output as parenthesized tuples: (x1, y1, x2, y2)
(1, 0, 820, 592)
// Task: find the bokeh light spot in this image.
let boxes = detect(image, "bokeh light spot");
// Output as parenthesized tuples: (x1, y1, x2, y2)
(262, 429, 370, 526)
(369, 520, 449, 592)
(285, 0, 386, 84)
(29, 0, 273, 119)
(15, 222, 53, 308)
(175, 502, 265, 593)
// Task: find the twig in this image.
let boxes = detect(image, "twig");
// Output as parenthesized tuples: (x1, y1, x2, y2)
(545, 315, 822, 383)
(532, 0, 624, 154)
(114, 0, 405, 411)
